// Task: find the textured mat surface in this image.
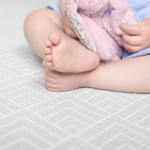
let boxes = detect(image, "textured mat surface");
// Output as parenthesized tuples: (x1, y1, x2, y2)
(0, 0, 150, 150)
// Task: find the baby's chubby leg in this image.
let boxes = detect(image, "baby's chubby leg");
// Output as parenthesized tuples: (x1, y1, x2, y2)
(45, 55, 150, 93)
(24, 9, 100, 73)
(24, 9, 63, 59)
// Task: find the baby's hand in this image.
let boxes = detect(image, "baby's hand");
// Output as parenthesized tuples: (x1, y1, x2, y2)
(120, 18, 150, 53)
(63, 13, 78, 38)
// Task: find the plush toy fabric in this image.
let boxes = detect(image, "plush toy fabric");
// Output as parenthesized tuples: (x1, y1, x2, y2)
(63, 0, 137, 61)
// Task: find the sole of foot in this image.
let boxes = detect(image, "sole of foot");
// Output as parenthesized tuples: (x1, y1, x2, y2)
(43, 33, 100, 73)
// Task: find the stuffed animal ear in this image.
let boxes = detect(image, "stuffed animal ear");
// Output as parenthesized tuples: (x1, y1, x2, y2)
(122, 9, 137, 26)
(109, 0, 137, 36)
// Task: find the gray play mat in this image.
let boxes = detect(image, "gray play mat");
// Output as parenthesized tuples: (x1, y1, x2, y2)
(0, 0, 150, 149)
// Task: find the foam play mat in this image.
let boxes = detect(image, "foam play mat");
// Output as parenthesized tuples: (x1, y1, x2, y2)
(0, 0, 150, 150)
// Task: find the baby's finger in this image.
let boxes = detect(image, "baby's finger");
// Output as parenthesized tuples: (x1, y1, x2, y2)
(122, 34, 142, 46)
(120, 24, 141, 36)
(122, 41, 142, 53)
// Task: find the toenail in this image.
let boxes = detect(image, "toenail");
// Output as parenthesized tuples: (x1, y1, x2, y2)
(44, 61, 46, 66)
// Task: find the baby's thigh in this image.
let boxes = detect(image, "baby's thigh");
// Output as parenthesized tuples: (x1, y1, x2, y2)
(25, 9, 63, 29)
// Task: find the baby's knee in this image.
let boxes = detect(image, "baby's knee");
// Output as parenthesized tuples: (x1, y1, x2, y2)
(24, 9, 63, 32)
(24, 9, 50, 37)
(24, 9, 39, 34)
(24, 9, 45, 29)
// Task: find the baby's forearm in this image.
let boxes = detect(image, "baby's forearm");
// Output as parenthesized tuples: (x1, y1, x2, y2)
(59, 0, 67, 20)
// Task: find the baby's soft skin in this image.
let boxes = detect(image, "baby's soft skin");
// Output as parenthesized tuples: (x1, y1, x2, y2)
(62, 0, 150, 54)
(121, 18, 150, 53)
(24, 0, 150, 93)
(42, 0, 100, 73)
(43, 32, 100, 73)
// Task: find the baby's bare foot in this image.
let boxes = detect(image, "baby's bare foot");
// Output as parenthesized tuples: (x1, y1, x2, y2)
(43, 33, 100, 73)
(44, 69, 88, 92)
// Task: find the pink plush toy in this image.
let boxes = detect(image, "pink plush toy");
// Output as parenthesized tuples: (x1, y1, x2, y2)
(63, 0, 137, 61)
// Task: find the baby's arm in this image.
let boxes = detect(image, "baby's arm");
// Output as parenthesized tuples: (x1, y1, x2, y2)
(120, 18, 150, 53)
(59, 0, 77, 38)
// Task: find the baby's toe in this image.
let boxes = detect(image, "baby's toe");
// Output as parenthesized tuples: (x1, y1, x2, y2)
(45, 55, 52, 62)
(45, 69, 59, 78)
(45, 81, 58, 90)
(45, 74, 58, 84)
(42, 60, 52, 68)
(44, 48, 51, 55)
(42, 60, 46, 67)
(49, 33, 61, 45)
(45, 62, 52, 68)
(45, 40, 52, 47)
(46, 87, 59, 92)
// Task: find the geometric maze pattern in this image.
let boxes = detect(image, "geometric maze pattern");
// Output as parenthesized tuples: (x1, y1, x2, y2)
(0, 0, 150, 150)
